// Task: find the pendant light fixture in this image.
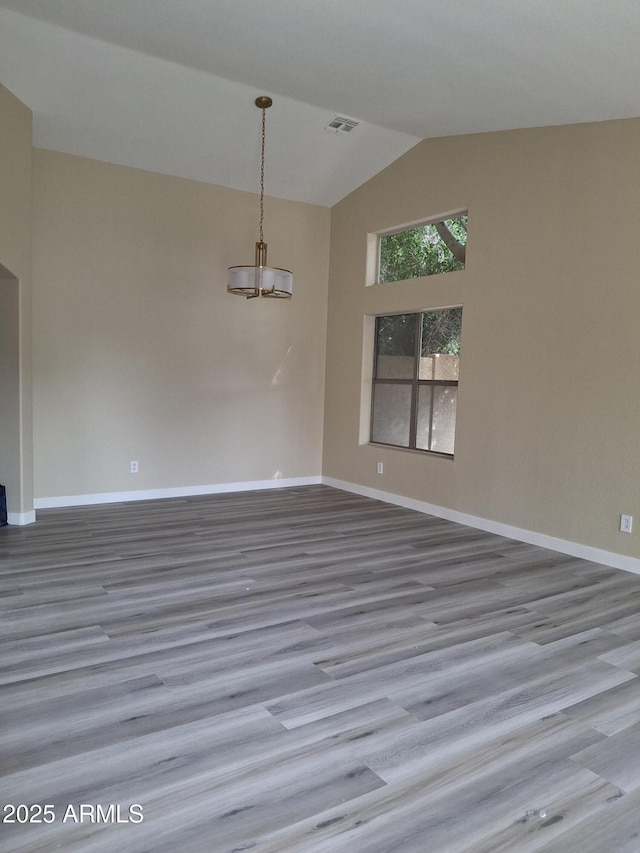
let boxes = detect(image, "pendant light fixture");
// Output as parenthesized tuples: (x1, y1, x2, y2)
(227, 96, 293, 299)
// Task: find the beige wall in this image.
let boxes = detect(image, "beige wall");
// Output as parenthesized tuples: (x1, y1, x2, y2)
(32, 150, 329, 499)
(0, 84, 33, 517)
(324, 119, 640, 559)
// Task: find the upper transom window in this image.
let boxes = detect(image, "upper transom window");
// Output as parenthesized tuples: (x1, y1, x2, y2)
(377, 213, 468, 284)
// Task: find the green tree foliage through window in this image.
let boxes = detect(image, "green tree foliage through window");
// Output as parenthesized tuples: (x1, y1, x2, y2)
(422, 308, 462, 356)
(378, 214, 467, 284)
(376, 308, 462, 357)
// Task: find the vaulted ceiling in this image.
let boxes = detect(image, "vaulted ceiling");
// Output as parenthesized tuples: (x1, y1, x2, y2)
(1, 0, 638, 206)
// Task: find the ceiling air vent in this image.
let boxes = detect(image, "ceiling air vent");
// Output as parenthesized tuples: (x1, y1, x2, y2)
(324, 116, 360, 134)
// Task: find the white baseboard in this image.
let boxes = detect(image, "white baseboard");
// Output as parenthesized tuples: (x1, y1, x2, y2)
(33, 476, 322, 510)
(28, 475, 640, 577)
(322, 476, 640, 577)
(7, 510, 37, 526)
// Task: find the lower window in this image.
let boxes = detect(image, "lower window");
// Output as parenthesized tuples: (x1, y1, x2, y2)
(371, 308, 462, 455)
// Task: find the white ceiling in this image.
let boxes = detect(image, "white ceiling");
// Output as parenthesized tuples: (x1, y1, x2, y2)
(1, 0, 639, 207)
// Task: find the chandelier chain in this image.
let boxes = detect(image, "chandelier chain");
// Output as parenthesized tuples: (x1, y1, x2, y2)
(227, 95, 292, 298)
(259, 104, 266, 244)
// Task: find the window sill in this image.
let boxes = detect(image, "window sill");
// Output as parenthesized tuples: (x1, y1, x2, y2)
(369, 441, 454, 460)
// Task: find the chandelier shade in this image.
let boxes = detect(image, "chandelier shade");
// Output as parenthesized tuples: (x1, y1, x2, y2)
(227, 97, 293, 299)
(228, 242, 293, 299)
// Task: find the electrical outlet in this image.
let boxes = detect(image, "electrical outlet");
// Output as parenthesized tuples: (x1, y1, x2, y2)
(377, 462, 383, 474)
(620, 514, 633, 534)
(130, 460, 139, 474)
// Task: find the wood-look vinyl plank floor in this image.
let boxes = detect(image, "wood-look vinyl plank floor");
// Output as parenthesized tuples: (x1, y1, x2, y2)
(606, 613, 640, 641)
(1, 484, 639, 852)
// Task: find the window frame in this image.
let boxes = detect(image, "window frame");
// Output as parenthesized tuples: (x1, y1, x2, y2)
(370, 309, 461, 456)
(374, 210, 468, 286)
